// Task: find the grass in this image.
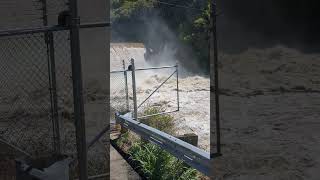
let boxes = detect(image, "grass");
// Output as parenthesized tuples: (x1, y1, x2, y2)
(128, 142, 198, 180)
(115, 107, 199, 180)
(140, 107, 176, 135)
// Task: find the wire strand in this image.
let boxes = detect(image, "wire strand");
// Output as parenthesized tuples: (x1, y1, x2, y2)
(152, 0, 206, 12)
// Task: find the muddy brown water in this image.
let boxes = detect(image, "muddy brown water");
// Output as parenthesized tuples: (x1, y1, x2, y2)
(111, 44, 320, 179)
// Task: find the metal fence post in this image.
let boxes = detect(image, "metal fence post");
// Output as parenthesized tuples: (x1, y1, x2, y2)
(41, 0, 60, 155)
(176, 63, 180, 111)
(69, 0, 88, 179)
(123, 60, 129, 112)
(48, 32, 61, 154)
(210, 0, 221, 157)
(131, 58, 138, 121)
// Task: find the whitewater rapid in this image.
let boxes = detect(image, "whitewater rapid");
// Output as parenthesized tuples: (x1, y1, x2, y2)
(110, 43, 211, 151)
(111, 44, 320, 179)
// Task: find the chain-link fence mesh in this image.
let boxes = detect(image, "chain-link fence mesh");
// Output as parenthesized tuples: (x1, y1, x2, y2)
(0, 30, 78, 160)
(0, 1, 81, 179)
(0, 0, 109, 179)
(53, 30, 76, 156)
(134, 67, 178, 118)
(110, 57, 134, 113)
(0, 0, 43, 29)
(0, 0, 70, 28)
(84, 88, 109, 177)
(110, 71, 132, 113)
(87, 136, 109, 177)
(110, 59, 179, 124)
(0, 27, 109, 179)
(0, 33, 54, 157)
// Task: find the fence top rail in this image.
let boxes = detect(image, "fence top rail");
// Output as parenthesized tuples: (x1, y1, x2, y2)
(0, 22, 110, 37)
(110, 64, 177, 73)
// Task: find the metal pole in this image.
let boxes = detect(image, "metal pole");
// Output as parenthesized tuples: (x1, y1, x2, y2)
(48, 32, 61, 154)
(176, 63, 180, 111)
(123, 60, 129, 112)
(41, 0, 61, 154)
(131, 59, 138, 121)
(41, 0, 48, 26)
(69, 0, 88, 179)
(87, 124, 110, 150)
(211, 0, 221, 155)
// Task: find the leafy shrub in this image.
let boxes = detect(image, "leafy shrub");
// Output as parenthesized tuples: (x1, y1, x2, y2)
(116, 131, 139, 153)
(140, 107, 176, 135)
(128, 142, 198, 180)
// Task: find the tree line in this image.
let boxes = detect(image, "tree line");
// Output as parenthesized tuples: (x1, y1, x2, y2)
(111, 0, 211, 74)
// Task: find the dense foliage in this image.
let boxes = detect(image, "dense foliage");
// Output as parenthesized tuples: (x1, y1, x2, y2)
(111, 0, 211, 74)
(129, 142, 198, 179)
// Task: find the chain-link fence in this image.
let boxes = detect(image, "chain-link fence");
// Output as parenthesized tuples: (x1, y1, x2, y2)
(110, 59, 179, 121)
(134, 66, 179, 118)
(0, 33, 54, 157)
(111, 0, 214, 156)
(0, 28, 79, 179)
(0, 0, 109, 179)
(0, 0, 43, 29)
(110, 61, 132, 114)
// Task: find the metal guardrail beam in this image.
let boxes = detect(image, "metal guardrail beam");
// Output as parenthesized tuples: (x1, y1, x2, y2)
(115, 113, 212, 177)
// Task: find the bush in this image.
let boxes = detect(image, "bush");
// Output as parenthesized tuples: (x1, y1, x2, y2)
(116, 131, 139, 153)
(140, 107, 176, 135)
(128, 142, 198, 180)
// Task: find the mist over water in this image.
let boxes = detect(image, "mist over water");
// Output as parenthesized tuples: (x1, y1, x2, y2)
(111, 11, 206, 75)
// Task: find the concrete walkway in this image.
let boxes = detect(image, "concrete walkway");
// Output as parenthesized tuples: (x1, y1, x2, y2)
(110, 145, 141, 180)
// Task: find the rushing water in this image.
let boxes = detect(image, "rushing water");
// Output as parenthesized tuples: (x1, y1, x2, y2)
(111, 43, 320, 179)
(110, 43, 210, 150)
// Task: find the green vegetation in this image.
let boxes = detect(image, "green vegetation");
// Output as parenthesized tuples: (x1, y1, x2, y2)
(115, 107, 199, 179)
(140, 107, 176, 134)
(129, 142, 198, 179)
(111, 0, 211, 74)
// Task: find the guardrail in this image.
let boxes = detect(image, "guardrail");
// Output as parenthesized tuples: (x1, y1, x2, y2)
(115, 112, 214, 177)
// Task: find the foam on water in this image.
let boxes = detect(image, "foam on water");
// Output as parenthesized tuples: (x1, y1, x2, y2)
(110, 43, 210, 151)
(110, 44, 320, 178)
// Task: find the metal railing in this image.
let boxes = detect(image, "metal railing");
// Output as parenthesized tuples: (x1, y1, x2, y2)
(115, 112, 212, 176)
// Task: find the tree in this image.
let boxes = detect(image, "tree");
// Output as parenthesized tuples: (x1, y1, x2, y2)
(111, 0, 211, 74)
